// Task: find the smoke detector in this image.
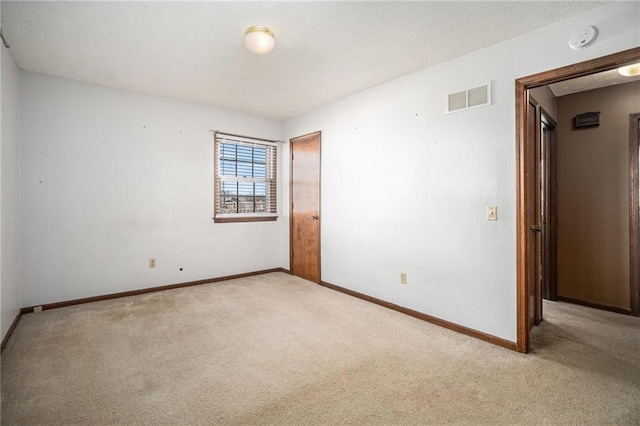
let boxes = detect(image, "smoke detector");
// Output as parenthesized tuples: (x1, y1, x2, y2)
(568, 26, 598, 50)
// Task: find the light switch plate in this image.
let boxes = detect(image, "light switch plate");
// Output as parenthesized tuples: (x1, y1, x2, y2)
(487, 206, 497, 221)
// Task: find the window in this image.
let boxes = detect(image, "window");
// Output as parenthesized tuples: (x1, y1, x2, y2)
(214, 132, 278, 223)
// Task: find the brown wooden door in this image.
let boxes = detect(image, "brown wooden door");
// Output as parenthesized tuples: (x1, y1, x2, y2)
(290, 132, 321, 283)
(541, 110, 558, 302)
(527, 96, 543, 328)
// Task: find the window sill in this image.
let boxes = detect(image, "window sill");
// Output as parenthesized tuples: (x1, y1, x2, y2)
(213, 216, 278, 224)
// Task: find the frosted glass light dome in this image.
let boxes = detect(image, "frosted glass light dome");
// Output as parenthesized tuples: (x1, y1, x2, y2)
(244, 26, 275, 54)
(618, 62, 640, 77)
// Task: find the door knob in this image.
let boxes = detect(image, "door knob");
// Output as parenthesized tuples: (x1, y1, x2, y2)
(310, 215, 319, 220)
(530, 225, 541, 233)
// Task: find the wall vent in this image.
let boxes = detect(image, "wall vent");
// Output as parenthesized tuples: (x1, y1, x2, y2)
(575, 111, 600, 128)
(446, 82, 492, 114)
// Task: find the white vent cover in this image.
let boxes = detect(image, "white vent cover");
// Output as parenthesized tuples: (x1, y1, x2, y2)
(446, 82, 492, 114)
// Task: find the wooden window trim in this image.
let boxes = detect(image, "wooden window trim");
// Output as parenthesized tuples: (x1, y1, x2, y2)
(213, 216, 277, 224)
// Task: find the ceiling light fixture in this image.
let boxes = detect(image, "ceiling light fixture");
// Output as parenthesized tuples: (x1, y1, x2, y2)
(244, 26, 275, 55)
(618, 62, 640, 77)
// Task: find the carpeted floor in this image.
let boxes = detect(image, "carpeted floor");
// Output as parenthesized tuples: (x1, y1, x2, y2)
(1, 272, 639, 425)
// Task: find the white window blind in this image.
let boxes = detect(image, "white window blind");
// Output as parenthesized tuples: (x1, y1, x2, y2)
(214, 132, 278, 222)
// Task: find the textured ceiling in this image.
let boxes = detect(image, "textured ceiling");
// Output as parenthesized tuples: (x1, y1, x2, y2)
(550, 66, 640, 97)
(3, 1, 609, 120)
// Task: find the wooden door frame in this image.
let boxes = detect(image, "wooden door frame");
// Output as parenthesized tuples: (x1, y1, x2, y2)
(515, 46, 640, 353)
(526, 94, 543, 328)
(289, 131, 322, 283)
(630, 113, 640, 316)
(540, 108, 558, 302)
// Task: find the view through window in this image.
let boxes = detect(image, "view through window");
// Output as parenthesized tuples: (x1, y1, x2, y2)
(214, 132, 277, 222)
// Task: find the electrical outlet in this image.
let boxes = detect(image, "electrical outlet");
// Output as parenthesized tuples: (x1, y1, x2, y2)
(149, 258, 156, 268)
(34, 306, 43, 313)
(400, 273, 407, 285)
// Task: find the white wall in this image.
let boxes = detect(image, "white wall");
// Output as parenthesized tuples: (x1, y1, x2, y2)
(20, 72, 284, 307)
(1, 21, 23, 337)
(283, 2, 640, 342)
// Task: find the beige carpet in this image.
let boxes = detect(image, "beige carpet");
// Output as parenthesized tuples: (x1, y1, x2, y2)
(1, 272, 639, 425)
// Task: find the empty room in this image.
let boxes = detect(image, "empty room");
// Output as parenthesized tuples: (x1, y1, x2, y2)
(1, 1, 639, 424)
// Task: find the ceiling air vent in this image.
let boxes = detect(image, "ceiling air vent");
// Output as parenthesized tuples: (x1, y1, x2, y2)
(575, 111, 600, 128)
(446, 82, 492, 114)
